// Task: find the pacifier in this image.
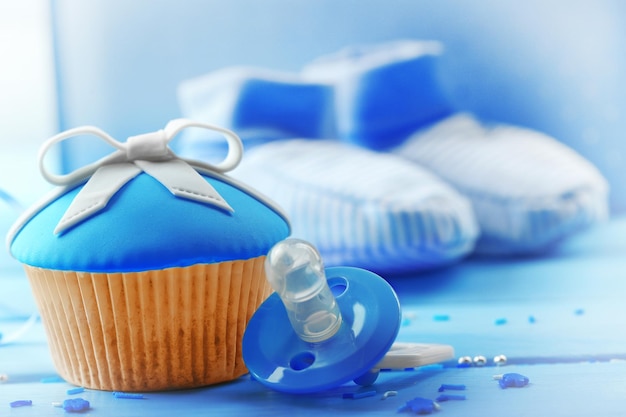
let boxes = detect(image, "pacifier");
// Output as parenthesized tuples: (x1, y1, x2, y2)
(242, 238, 453, 394)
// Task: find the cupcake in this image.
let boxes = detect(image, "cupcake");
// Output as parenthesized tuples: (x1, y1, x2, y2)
(5, 120, 290, 391)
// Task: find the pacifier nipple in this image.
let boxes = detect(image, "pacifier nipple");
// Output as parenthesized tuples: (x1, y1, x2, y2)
(265, 238, 342, 343)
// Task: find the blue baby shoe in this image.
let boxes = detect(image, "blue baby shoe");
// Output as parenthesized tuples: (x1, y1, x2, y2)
(392, 114, 609, 254)
(232, 139, 479, 273)
(302, 40, 454, 150)
(178, 67, 333, 159)
(303, 39, 609, 254)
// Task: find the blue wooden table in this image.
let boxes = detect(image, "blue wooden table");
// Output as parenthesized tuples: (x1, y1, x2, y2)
(2, 217, 625, 416)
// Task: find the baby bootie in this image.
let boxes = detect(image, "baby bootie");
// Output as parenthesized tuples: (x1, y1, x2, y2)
(177, 67, 333, 159)
(393, 114, 609, 254)
(303, 40, 609, 254)
(177, 67, 480, 272)
(232, 139, 479, 273)
(302, 40, 454, 150)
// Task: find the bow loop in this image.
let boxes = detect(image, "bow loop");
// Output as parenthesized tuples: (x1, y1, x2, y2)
(41, 119, 243, 234)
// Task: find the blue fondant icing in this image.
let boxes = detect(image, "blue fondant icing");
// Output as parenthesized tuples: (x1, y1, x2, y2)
(9, 173, 290, 272)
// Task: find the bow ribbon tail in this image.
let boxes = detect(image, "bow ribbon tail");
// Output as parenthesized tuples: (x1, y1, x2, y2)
(136, 159, 234, 213)
(54, 163, 142, 234)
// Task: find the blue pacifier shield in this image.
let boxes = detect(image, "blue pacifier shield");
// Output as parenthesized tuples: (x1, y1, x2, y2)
(243, 266, 401, 394)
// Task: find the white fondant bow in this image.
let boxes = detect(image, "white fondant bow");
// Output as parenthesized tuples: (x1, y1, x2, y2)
(39, 119, 244, 234)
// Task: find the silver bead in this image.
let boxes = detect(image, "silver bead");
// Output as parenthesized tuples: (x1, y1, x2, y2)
(473, 355, 487, 366)
(493, 354, 507, 366)
(457, 356, 473, 366)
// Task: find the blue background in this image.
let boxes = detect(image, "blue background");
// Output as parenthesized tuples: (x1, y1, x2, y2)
(50, 0, 626, 211)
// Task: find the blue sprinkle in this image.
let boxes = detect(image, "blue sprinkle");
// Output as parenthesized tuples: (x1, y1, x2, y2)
(62, 398, 90, 412)
(528, 315, 536, 324)
(113, 392, 145, 399)
(401, 317, 412, 327)
(342, 390, 376, 399)
(436, 394, 466, 402)
(433, 314, 450, 322)
(574, 308, 585, 316)
(494, 318, 508, 326)
(438, 383, 466, 392)
(498, 373, 530, 389)
(66, 387, 85, 395)
(10, 400, 33, 408)
(40, 376, 65, 383)
(398, 397, 438, 414)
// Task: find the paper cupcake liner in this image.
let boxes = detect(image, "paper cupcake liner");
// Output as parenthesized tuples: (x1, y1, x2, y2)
(24, 256, 271, 392)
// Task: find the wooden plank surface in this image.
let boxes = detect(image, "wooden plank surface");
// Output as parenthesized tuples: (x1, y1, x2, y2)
(1, 217, 625, 416)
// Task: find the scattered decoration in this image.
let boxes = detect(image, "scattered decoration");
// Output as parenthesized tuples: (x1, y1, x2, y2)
(493, 373, 529, 389)
(457, 356, 473, 367)
(60, 398, 91, 413)
(473, 355, 487, 367)
(438, 384, 466, 392)
(381, 390, 397, 400)
(9, 400, 33, 408)
(528, 315, 536, 324)
(574, 308, 585, 316)
(494, 318, 508, 326)
(66, 387, 85, 395)
(398, 397, 440, 414)
(432, 314, 450, 322)
(493, 354, 508, 366)
(0, 373, 8, 383)
(113, 392, 146, 399)
(435, 394, 466, 402)
(402, 312, 417, 327)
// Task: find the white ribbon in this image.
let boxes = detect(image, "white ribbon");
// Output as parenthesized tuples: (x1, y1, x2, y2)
(39, 119, 244, 234)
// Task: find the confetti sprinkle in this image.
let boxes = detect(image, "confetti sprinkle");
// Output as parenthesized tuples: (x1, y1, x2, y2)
(10, 400, 33, 408)
(62, 398, 90, 412)
(438, 384, 466, 392)
(494, 373, 529, 388)
(113, 392, 145, 399)
(436, 394, 466, 402)
(66, 387, 85, 395)
(398, 397, 439, 414)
